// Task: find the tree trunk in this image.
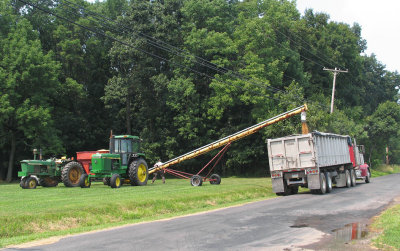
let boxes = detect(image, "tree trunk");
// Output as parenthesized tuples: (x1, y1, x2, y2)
(6, 132, 16, 182)
(386, 146, 389, 165)
(126, 94, 131, 135)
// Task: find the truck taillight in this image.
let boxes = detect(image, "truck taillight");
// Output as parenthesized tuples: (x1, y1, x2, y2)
(306, 168, 319, 175)
(271, 171, 283, 178)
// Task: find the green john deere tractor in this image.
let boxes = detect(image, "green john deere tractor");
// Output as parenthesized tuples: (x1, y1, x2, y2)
(79, 135, 149, 188)
(18, 155, 80, 189)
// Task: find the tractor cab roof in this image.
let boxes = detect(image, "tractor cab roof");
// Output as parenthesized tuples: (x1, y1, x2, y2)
(114, 135, 140, 140)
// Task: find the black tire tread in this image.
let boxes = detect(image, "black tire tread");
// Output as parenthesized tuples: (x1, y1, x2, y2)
(128, 158, 148, 186)
(62, 161, 84, 187)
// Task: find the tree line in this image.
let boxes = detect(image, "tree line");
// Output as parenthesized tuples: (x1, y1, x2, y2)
(1, 0, 400, 182)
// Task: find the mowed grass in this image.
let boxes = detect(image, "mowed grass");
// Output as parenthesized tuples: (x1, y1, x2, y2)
(0, 177, 275, 247)
(369, 164, 400, 250)
(372, 204, 400, 250)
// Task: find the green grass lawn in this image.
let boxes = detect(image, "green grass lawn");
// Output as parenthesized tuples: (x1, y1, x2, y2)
(370, 164, 400, 250)
(372, 204, 400, 250)
(371, 164, 400, 178)
(0, 177, 275, 247)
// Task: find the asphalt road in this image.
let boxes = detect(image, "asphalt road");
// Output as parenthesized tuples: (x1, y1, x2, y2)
(6, 173, 400, 251)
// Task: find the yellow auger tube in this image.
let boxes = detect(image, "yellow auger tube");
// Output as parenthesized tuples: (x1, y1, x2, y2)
(149, 104, 308, 174)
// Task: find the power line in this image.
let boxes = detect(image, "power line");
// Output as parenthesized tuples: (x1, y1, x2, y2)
(17, 0, 284, 101)
(59, 0, 287, 95)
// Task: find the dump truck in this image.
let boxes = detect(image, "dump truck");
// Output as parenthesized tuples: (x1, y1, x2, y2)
(18, 150, 108, 189)
(267, 132, 370, 196)
(78, 135, 148, 188)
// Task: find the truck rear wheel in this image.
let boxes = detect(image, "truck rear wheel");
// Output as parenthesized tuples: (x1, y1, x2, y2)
(62, 161, 84, 187)
(276, 180, 291, 196)
(325, 172, 332, 193)
(350, 169, 356, 186)
(290, 186, 299, 194)
(128, 158, 148, 186)
(345, 170, 351, 188)
(318, 173, 327, 194)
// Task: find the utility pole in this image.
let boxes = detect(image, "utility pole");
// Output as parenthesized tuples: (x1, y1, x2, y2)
(323, 67, 348, 113)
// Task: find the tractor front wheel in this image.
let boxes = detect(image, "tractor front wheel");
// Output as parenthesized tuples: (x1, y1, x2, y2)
(39, 177, 59, 187)
(128, 158, 148, 186)
(79, 174, 91, 188)
(62, 161, 84, 187)
(26, 177, 38, 189)
(110, 174, 122, 188)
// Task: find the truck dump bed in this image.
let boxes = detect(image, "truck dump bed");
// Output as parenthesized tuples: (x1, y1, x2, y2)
(267, 132, 351, 172)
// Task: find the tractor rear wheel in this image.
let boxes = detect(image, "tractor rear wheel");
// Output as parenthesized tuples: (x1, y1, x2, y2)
(26, 177, 38, 189)
(209, 174, 221, 185)
(79, 174, 91, 188)
(190, 175, 203, 186)
(110, 174, 122, 188)
(39, 177, 59, 187)
(62, 161, 84, 187)
(128, 158, 148, 186)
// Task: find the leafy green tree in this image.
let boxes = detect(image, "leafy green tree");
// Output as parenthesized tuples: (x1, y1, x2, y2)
(0, 13, 64, 181)
(366, 101, 400, 165)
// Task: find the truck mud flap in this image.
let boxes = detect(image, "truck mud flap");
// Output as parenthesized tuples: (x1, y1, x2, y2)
(272, 177, 285, 193)
(307, 173, 320, 189)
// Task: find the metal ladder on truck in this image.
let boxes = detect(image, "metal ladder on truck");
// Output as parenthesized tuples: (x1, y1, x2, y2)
(149, 104, 308, 186)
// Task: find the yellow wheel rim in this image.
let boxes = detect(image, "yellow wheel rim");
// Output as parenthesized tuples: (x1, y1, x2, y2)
(69, 168, 81, 184)
(29, 180, 35, 188)
(138, 164, 147, 183)
(116, 177, 120, 187)
(85, 177, 90, 187)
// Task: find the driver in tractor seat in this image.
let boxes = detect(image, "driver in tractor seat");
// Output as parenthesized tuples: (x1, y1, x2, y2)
(152, 160, 165, 184)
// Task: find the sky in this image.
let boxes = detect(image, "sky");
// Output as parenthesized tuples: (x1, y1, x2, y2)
(296, 0, 400, 73)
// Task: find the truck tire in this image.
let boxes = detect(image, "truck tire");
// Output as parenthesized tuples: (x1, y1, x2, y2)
(345, 170, 351, 188)
(190, 175, 203, 186)
(365, 169, 371, 183)
(290, 186, 299, 194)
(128, 158, 148, 186)
(325, 172, 332, 193)
(79, 174, 91, 188)
(62, 161, 84, 187)
(26, 177, 38, 189)
(276, 180, 291, 196)
(209, 174, 221, 185)
(350, 169, 356, 187)
(318, 173, 327, 194)
(110, 173, 122, 188)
